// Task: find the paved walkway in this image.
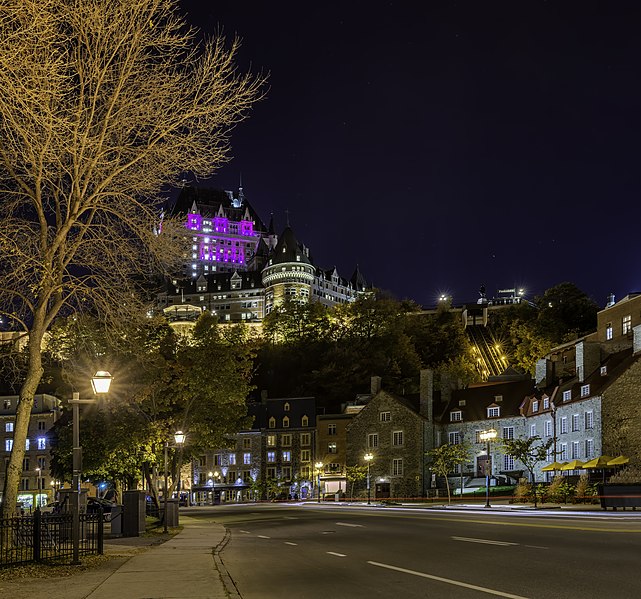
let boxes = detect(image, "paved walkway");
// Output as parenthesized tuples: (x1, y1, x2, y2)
(0, 516, 236, 599)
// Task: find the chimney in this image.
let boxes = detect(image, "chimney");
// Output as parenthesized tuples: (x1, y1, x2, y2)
(575, 341, 600, 382)
(535, 358, 552, 386)
(606, 293, 616, 308)
(370, 376, 381, 396)
(419, 369, 433, 420)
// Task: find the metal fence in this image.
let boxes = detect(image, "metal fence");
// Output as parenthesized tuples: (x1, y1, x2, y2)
(0, 509, 104, 567)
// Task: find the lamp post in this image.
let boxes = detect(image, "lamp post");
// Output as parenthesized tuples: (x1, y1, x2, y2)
(364, 453, 374, 505)
(164, 430, 186, 534)
(35, 467, 41, 509)
(71, 370, 113, 565)
(315, 462, 323, 503)
(479, 429, 498, 508)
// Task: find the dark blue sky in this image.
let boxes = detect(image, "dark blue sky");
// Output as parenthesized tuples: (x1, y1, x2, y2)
(179, 1, 641, 308)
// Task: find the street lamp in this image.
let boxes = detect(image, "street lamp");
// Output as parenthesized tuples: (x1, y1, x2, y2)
(364, 453, 374, 505)
(315, 462, 323, 503)
(71, 370, 113, 565)
(479, 429, 498, 508)
(164, 430, 186, 533)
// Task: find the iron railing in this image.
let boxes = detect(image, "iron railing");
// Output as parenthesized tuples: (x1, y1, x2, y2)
(0, 509, 103, 567)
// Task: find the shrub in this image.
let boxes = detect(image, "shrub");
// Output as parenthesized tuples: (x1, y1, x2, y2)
(512, 478, 532, 503)
(574, 473, 590, 503)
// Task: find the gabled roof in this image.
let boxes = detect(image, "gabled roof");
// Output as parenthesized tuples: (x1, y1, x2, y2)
(171, 185, 268, 232)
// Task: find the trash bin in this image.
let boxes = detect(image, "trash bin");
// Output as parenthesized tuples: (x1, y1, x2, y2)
(123, 491, 146, 537)
(164, 499, 179, 528)
(109, 505, 123, 536)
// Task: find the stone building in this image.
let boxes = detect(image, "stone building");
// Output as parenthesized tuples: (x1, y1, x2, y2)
(0, 394, 60, 509)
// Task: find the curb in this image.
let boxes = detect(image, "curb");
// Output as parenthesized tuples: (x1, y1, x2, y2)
(213, 527, 242, 599)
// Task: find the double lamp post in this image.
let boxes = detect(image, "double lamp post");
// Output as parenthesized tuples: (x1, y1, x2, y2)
(479, 428, 498, 508)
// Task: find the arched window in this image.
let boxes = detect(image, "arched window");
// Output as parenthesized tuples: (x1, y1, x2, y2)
(284, 402, 290, 412)
(268, 417, 276, 429)
(283, 416, 290, 428)
(301, 415, 309, 427)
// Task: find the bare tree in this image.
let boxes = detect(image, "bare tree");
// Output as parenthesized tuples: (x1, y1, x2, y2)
(0, 0, 265, 518)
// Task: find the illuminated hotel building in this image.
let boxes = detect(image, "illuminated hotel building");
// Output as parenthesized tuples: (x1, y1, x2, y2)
(157, 185, 368, 325)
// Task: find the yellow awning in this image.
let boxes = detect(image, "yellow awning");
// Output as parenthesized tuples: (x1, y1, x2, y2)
(607, 455, 630, 466)
(541, 461, 566, 471)
(560, 460, 585, 471)
(583, 456, 614, 469)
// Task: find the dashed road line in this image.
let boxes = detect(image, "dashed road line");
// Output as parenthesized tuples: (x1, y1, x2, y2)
(257, 535, 271, 539)
(336, 522, 364, 527)
(327, 551, 347, 557)
(239, 530, 251, 534)
(368, 561, 529, 599)
(284, 542, 298, 546)
(452, 536, 518, 546)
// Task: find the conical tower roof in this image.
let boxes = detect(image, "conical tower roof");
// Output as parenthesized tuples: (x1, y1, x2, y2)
(271, 226, 312, 266)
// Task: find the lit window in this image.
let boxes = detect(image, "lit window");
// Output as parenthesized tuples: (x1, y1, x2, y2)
(267, 451, 275, 463)
(228, 454, 236, 466)
(600, 366, 607, 376)
(5, 439, 13, 451)
(243, 453, 251, 465)
(25, 439, 30, 450)
(267, 435, 276, 447)
(282, 451, 291, 462)
(606, 322, 613, 340)
(5, 422, 13, 432)
(623, 315, 632, 335)
(328, 442, 337, 454)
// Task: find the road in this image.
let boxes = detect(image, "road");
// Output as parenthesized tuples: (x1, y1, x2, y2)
(184, 503, 641, 599)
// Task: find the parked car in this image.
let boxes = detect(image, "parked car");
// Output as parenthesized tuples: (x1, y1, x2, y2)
(40, 500, 62, 514)
(86, 497, 116, 518)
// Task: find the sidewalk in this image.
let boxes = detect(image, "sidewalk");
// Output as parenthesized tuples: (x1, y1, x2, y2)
(0, 516, 236, 599)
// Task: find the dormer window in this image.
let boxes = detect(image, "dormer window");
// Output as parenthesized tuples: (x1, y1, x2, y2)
(458, 400, 466, 407)
(562, 390, 572, 402)
(302, 415, 309, 427)
(487, 406, 500, 418)
(600, 366, 607, 376)
(494, 395, 503, 403)
(284, 402, 290, 412)
(283, 416, 290, 428)
(580, 384, 590, 397)
(268, 417, 276, 429)
(532, 400, 539, 413)
(450, 410, 462, 422)
(543, 397, 550, 409)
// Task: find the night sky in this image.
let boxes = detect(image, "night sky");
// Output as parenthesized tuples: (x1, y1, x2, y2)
(179, 1, 641, 308)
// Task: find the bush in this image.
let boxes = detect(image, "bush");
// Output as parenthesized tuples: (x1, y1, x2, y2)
(512, 478, 532, 503)
(574, 473, 590, 503)
(546, 475, 574, 503)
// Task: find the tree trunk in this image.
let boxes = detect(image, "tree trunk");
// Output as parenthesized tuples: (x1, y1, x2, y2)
(445, 476, 451, 504)
(1, 332, 44, 521)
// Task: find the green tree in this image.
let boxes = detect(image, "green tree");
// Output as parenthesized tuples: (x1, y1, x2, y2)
(346, 464, 368, 499)
(535, 282, 598, 342)
(427, 443, 470, 504)
(502, 436, 553, 507)
(0, 0, 264, 519)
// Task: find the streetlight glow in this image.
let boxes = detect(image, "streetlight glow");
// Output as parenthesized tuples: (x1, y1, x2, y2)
(479, 428, 498, 508)
(91, 370, 113, 394)
(364, 453, 374, 505)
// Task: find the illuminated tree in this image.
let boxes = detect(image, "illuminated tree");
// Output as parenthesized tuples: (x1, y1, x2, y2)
(0, 0, 264, 518)
(503, 436, 553, 507)
(427, 443, 470, 504)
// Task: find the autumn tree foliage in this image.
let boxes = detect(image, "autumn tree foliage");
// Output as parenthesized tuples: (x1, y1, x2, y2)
(0, 0, 264, 517)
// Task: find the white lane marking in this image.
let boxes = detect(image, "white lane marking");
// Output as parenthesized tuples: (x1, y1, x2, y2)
(336, 522, 364, 528)
(284, 542, 298, 546)
(239, 530, 251, 534)
(452, 536, 518, 546)
(524, 545, 548, 549)
(368, 561, 529, 599)
(257, 535, 271, 539)
(327, 552, 347, 557)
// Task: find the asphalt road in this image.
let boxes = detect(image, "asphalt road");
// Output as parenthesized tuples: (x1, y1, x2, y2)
(184, 504, 641, 599)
